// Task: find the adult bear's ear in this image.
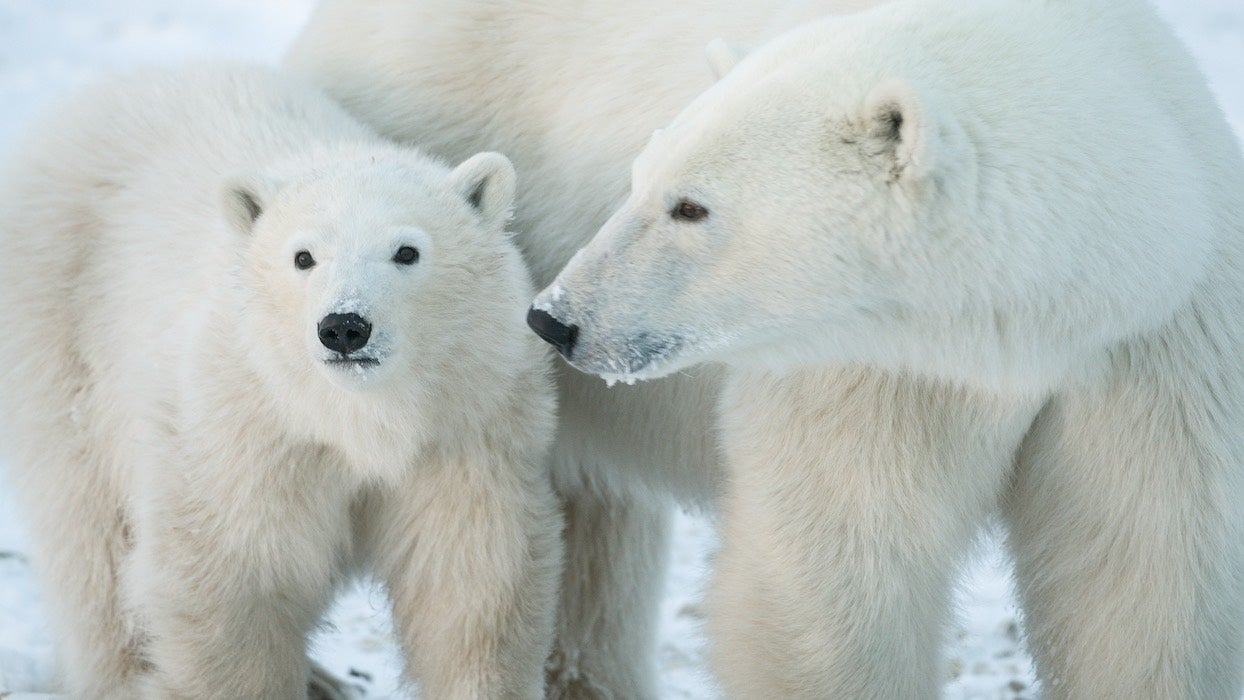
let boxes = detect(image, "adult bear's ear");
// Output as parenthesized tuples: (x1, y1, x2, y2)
(450, 152, 516, 230)
(705, 38, 750, 80)
(859, 80, 934, 183)
(220, 173, 279, 236)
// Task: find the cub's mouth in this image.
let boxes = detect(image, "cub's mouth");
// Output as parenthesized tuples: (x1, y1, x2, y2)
(325, 356, 380, 367)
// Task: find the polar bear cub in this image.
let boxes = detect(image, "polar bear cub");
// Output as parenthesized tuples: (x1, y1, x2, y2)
(0, 63, 560, 699)
(532, 0, 1244, 696)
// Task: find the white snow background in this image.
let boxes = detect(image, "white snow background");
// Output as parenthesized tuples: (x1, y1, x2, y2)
(0, 1, 1241, 698)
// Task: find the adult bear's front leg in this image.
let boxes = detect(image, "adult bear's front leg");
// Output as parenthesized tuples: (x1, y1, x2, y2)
(541, 364, 722, 700)
(1006, 323, 1244, 699)
(544, 486, 672, 700)
(710, 366, 1041, 698)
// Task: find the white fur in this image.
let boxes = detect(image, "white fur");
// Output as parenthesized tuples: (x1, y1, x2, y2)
(285, 2, 887, 695)
(0, 63, 561, 699)
(534, 0, 1244, 696)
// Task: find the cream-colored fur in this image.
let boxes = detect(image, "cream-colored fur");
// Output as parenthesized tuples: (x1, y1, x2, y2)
(534, 0, 1244, 696)
(0, 63, 561, 699)
(285, 2, 886, 696)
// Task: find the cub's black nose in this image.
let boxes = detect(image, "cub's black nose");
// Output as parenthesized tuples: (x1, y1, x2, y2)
(527, 307, 578, 358)
(318, 312, 372, 354)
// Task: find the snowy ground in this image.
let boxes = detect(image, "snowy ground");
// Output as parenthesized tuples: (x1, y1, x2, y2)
(0, 1, 1240, 698)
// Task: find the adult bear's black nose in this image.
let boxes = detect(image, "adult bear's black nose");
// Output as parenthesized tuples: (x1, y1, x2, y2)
(527, 307, 578, 358)
(318, 312, 372, 354)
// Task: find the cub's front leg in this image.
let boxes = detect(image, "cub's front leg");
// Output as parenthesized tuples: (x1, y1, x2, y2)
(127, 439, 354, 700)
(361, 447, 562, 700)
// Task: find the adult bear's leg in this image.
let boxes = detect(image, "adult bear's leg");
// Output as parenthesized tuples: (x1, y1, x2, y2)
(711, 366, 1039, 698)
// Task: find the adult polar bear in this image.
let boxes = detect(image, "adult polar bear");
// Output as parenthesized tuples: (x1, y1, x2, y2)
(0, 64, 559, 698)
(531, 0, 1244, 697)
(286, 1, 885, 696)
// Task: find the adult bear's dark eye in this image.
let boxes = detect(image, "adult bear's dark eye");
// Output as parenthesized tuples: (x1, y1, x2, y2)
(294, 250, 316, 270)
(671, 199, 708, 222)
(393, 246, 420, 265)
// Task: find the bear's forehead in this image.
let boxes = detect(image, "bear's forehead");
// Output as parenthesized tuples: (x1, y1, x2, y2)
(636, 84, 818, 182)
(280, 221, 430, 245)
(270, 182, 449, 232)
(289, 173, 442, 207)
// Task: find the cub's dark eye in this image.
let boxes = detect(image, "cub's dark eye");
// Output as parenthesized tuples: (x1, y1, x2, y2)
(393, 245, 420, 265)
(294, 250, 316, 270)
(671, 199, 709, 222)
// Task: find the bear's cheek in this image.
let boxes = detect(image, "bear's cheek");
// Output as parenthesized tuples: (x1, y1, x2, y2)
(246, 272, 329, 372)
(241, 293, 317, 378)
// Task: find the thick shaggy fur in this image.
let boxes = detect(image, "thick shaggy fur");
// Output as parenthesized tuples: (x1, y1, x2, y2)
(285, 2, 885, 695)
(0, 64, 561, 699)
(534, 0, 1244, 697)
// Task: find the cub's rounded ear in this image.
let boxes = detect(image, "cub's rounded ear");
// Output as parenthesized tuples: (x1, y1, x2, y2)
(860, 80, 933, 183)
(220, 173, 279, 236)
(450, 151, 516, 230)
(705, 38, 750, 81)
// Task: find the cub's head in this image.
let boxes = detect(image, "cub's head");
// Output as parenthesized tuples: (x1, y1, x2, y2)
(222, 149, 526, 393)
(529, 19, 980, 385)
